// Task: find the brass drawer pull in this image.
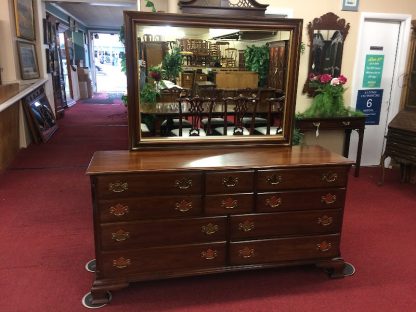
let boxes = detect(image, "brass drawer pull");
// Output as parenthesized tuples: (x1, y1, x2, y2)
(175, 200, 193, 212)
(221, 198, 238, 209)
(113, 257, 131, 269)
(322, 172, 338, 183)
(201, 223, 219, 235)
(109, 181, 128, 193)
(316, 241, 332, 252)
(321, 193, 336, 204)
(239, 247, 255, 259)
(317, 215, 333, 226)
(266, 174, 282, 185)
(265, 196, 282, 208)
(110, 203, 129, 217)
(342, 121, 351, 126)
(112, 229, 130, 242)
(238, 220, 255, 232)
(201, 248, 217, 260)
(175, 178, 193, 190)
(222, 176, 239, 187)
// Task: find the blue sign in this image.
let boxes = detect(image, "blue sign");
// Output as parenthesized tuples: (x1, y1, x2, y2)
(356, 89, 383, 125)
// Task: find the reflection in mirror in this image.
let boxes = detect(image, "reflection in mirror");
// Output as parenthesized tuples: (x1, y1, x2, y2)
(124, 12, 302, 149)
(304, 12, 350, 94)
(23, 93, 58, 143)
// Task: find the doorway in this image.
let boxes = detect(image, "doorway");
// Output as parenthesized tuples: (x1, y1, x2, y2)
(90, 32, 126, 94)
(349, 13, 411, 166)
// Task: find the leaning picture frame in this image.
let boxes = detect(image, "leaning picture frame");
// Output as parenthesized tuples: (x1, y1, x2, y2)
(17, 41, 40, 80)
(342, 0, 359, 11)
(13, 0, 36, 41)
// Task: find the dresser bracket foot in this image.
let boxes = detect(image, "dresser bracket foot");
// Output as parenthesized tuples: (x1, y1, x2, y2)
(316, 258, 354, 278)
(90, 281, 129, 305)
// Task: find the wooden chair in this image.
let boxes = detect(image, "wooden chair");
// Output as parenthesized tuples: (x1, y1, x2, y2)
(171, 96, 212, 137)
(223, 48, 238, 67)
(214, 95, 258, 136)
(255, 96, 285, 135)
(160, 87, 191, 135)
(242, 88, 276, 128)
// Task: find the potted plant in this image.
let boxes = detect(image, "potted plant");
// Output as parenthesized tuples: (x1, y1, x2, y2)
(244, 44, 270, 87)
(161, 47, 182, 83)
(302, 73, 363, 118)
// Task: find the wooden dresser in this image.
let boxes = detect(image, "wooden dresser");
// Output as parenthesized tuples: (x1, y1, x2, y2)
(87, 145, 352, 304)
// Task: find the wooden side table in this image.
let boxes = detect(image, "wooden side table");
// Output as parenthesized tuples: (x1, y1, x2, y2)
(296, 116, 366, 177)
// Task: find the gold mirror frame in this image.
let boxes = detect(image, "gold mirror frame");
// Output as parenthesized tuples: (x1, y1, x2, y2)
(124, 11, 302, 150)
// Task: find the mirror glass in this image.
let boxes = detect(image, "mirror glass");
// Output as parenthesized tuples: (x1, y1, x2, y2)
(125, 13, 302, 149)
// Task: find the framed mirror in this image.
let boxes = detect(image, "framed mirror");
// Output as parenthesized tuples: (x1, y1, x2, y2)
(303, 12, 350, 94)
(124, 12, 302, 150)
(23, 88, 58, 143)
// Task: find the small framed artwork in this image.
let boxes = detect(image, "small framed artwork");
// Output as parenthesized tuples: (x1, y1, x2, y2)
(13, 0, 36, 41)
(342, 0, 359, 11)
(17, 41, 40, 80)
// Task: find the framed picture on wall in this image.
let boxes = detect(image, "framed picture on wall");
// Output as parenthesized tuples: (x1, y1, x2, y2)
(17, 41, 40, 80)
(13, 0, 36, 41)
(342, 0, 359, 11)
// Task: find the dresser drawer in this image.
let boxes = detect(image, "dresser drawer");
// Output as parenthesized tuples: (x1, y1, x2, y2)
(98, 195, 202, 222)
(256, 189, 346, 212)
(100, 216, 227, 250)
(99, 242, 226, 278)
(204, 193, 254, 215)
(205, 170, 254, 194)
(256, 167, 348, 191)
(229, 234, 340, 265)
(230, 210, 342, 240)
(94, 172, 202, 199)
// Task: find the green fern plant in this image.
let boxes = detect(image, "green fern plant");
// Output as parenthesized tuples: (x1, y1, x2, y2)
(244, 45, 270, 87)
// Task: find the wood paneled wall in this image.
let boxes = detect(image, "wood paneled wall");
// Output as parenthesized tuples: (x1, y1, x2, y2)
(0, 103, 20, 170)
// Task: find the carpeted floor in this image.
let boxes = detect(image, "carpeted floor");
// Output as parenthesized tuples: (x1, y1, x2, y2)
(0, 101, 415, 311)
(77, 92, 125, 105)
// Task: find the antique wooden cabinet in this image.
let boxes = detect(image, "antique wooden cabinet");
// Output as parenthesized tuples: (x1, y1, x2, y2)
(380, 20, 416, 183)
(85, 12, 354, 306)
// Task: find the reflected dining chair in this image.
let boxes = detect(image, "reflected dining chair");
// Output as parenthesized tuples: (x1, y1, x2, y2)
(255, 96, 285, 135)
(171, 96, 213, 137)
(214, 95, 259, 136)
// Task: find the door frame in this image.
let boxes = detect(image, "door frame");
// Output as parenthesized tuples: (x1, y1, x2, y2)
(350, 13, 411, 140)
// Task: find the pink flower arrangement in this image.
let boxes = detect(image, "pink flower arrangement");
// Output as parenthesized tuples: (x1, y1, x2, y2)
(303, 73, 350, 117)
(309, 73, 347, 87)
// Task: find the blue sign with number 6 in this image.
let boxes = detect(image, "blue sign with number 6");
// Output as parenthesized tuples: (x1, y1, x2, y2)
(356, 89, 383, 125)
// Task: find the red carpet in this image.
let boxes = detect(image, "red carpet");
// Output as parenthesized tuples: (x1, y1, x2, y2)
(0, 101, 416, 311)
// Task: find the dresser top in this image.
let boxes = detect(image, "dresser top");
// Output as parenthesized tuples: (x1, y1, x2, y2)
(86, 145, 352, 175)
